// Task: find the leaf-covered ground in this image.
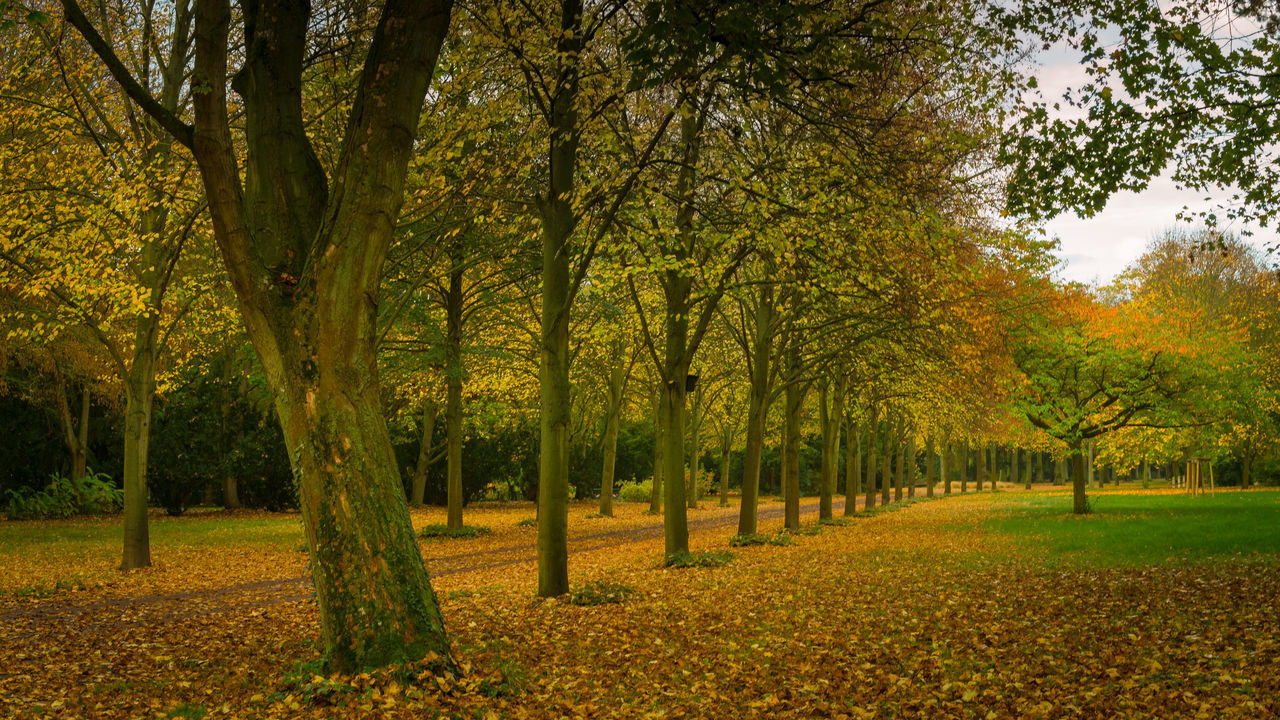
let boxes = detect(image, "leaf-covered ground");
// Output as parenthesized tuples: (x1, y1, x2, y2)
(1, 489, 1277, 719)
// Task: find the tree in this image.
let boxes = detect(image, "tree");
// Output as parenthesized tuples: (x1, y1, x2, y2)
(1004, 0, 1280, 232)
(57, 0, 456, 671)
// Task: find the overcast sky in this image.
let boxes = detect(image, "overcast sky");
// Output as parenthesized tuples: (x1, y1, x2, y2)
(1029, 41, 1277, 286)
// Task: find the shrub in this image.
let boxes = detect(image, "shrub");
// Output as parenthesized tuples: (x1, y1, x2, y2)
(515, 517, 537, 527)
(568, 579, 634, 606)
(418, 524, 492, 539)
(5, 470, 121, 520)
(664, 549, 734, 568)
(618, 480, 652, 503)
(730, 532, 794, 547)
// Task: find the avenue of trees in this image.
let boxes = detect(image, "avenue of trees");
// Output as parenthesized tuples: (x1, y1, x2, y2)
(1, 0, 1276, 671)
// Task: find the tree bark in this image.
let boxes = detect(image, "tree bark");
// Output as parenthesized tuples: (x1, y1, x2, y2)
(1070, 442, 1088, 514)
(881, 417, 892, 506)
(445, 256, 465, 530)
(782, 369, 803, 531)
(736, 286, 774, 535)
(687, 385, 702, 509)
(960, 443, 969, 493)
(718, 441, 731, 508)
(905, 433, 915, 499)
(120, 319, 158, 570)
(976, 443, 986, 492)
(925, 435, 936, 498)
(410, 397, 438, 507)
(864, 408, 879, 510)
(650, 385, 664, 514)
(598, 358, 626, 517)
(54, 372, 89, 507)
(818, 378, 844, 521)
(844, 416, 859, 516)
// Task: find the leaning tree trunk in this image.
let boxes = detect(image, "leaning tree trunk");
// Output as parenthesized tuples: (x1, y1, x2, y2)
(736, 286, 774, 535)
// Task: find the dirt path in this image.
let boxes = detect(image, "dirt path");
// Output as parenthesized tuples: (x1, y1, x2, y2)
(0, 495, 894, 628)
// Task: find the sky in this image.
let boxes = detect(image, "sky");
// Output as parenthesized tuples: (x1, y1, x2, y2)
(1030, 36, 1276, 287)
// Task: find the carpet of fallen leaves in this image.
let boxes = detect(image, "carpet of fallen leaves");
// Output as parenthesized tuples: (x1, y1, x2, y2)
(1, 491, 1277, 720)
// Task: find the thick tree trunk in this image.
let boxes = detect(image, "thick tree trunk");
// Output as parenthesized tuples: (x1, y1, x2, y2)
(661, 377, 689, 555)
(1086, 440, 1095, 488)
(864, 409, 879, 510)
(844, 416, 859, 516)
(410, 397, 438, 507)
(537, 236, 572, 595)
(650, 386, 664, 514)
(736, 287, 773, 535)
(1011, 447, 1020, 490)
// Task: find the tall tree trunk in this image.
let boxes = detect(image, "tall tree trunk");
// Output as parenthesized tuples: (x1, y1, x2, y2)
(926, 435, 936, 498)
(976, 443, 986, 492)
(880, 417, 892, 506)
(844, 416, 860, 516)
(650, 385, 664, 514)
(736, 286, 774, 535)
(893, 418, 904, 502)
(445, 257, 465, 530)
(659, 307, 690, 556)
(943, 438, 952, 495)
(818, 378, 844, 521)
(410, 397, 438, 507)
(1086, 439, 1095, 488)
(864, 408, 879, 510)
(599, 358, 625, 517)
(686, 385, 702, 509)
(718, 439, 731, 508)
(54, 371, 89, 508)
(120, 320, 158, 570)
(960, 443, 969, 493)
(782, 372, 803, 531)
(1011, 447, 1020, 491)
(905, 433, 916, 499)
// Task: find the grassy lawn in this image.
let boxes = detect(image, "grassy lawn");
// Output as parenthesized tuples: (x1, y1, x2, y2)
(984, 488, 1280, 566)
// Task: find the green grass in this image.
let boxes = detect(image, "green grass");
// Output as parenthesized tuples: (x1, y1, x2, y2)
(985, 490, 1280, 567)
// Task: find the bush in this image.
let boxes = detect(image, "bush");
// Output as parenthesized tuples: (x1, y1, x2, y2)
(5, 469, 121, 520)
(516, 517, 537, 527)
(664, 549, 734, 568)
(729, 532, 794, 547)
(418, 524, 492, 539)
(619, 480, 652, 503)
(568, 579, 634, 606)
